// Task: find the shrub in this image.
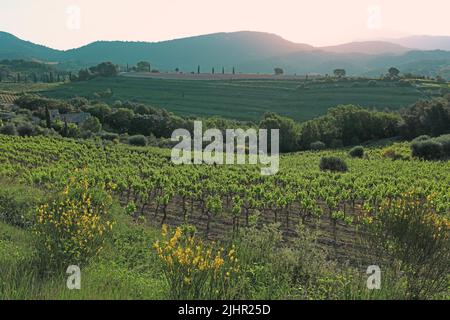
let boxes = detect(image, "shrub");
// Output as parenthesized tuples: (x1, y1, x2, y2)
(381, 143, 411, 160)
(128, 135, 148, 146)
(0, 184, 42, 229)
(310, 141, 326, 150)
(434, 134, 450, 156)
(411, 140, 443, 160)
(17, 123, 35, 137)
(0, 124, 17, 136)
(348, 146, 364, 158)
(34, 178, 114, 270)
(153, 225, 240, 299)
(368, 80, 377, 87)
(319, 157, 348, 172)
(362, 192, 450, 299)
(100, 132, 119, 142)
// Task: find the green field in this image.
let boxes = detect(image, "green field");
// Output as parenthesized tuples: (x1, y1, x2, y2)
(40, 77, 429, 121)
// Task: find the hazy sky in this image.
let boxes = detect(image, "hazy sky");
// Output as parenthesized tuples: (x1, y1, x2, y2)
(1, 0, 449, 50)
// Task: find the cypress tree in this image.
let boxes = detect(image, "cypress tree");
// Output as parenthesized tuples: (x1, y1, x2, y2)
(45, 106, 51, 129)
(63, 120, 69, 137)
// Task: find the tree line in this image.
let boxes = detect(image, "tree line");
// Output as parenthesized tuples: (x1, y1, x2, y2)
(5, 91, 450, 152)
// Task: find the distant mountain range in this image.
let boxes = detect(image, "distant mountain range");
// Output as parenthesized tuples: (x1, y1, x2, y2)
(0, 31, 449, 78)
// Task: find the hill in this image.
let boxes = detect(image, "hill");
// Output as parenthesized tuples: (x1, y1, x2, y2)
(0, 32, 60, 61)
(0, 31, 449, 78)
(320, 41, 409, 55)
(391, 35, 450, 51)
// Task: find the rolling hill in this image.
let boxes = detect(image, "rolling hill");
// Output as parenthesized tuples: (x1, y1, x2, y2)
(0, 31, 449, 78)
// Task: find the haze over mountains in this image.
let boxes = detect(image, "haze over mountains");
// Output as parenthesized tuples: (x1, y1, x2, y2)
(1, 31, 449, 78)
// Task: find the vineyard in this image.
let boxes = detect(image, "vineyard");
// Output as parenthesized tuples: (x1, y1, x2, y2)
(1, 135, 449, 255)
(0, 135, 449, 299)
(0, 93, 17, 104)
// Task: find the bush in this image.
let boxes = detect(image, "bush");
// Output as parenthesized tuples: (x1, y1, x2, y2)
(319, 156, 348, 172)
(434, 134, 450, 156)
(411, 140, 443, 160)
(100, 132, 119, 142)
(128, 135, 148, 146)
(0, 124, 17, 136)
(0, 184, 42, 229)
(348, 146, 364, 158)
(34, 178, 114, 270)
(17, 123, 35, 137)
(362, 192, 450, 299)
(153, 225, 240, 299)
(310, 141, 326, 150)
(368, 80, 377, 87)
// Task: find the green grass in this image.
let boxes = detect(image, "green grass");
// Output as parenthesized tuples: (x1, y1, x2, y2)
(0, 82, 61, 94)
(40, 77, 427, 121)
(0, 205, 168, 300)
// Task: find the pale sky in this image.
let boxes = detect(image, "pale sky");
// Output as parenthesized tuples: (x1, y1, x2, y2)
(1, 0, 449, 50)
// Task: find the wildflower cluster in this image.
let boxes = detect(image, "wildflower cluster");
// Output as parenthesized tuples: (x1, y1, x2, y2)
(34, 177, 114, 269)
(362, 190, 450, 299)
(153, 225, 240, 299)
(363, 191, 449, 241)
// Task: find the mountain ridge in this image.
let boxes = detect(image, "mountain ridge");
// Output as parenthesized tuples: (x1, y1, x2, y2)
(0, 31, 449, 78)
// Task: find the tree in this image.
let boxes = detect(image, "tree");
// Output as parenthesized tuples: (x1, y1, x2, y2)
(45, 106, 52, 129)
(63, 120, 69, 137)
(89, 62, 118, 77)
(81, 116, 102, 133)
(88, 104, 112, 123)
(78, 69, 92, 81)
(274, 67, 284, 75)
(106, 108, 135, 133)
(333, 69, 346, 78)
(388, 67, 400, 78)
(259, 112, 299, 152)
(136, 61, 151, 72)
